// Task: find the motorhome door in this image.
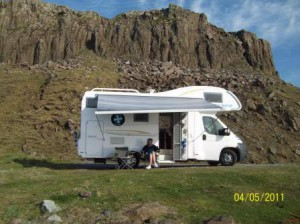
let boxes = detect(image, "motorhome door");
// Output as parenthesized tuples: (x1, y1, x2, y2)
(85, 120, 104, 157)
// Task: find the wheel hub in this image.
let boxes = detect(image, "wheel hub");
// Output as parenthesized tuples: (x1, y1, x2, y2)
(224, 153, 233, 163)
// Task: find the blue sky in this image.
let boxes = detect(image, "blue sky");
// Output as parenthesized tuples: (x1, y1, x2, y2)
(46, 0, 299, 87)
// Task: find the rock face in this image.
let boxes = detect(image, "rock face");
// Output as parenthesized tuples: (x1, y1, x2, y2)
(0, 0, 107, 64)
(0, 1, 276, 75)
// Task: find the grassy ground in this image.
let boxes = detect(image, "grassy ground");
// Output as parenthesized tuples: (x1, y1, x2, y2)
(0, 156, 299, 223)
(0, 51, 120, 161)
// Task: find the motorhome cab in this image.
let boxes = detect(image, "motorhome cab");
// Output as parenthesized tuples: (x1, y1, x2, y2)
(77, 86, 247, 167)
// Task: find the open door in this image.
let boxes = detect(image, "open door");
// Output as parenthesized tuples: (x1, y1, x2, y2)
(159, 113, 182, 162)
(159, 113, 173, 161)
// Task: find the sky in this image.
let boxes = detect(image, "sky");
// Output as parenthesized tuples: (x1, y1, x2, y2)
(46, 0, 300, 87)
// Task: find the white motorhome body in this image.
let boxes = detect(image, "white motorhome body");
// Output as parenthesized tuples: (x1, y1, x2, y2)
(78, 86, 247, 166)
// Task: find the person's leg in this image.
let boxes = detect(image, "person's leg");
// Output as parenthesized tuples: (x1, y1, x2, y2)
(146, 153, 153, 169)
(149, 154, 153, 166)
(152, 152, 156, 163)
(152, 152, 159, 168)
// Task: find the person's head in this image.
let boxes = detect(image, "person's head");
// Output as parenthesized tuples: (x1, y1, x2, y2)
(147, 138, 153, 145)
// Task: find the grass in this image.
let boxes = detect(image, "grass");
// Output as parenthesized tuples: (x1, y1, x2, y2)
(0, 157, 299, 223)
(0, 51, 120, 161)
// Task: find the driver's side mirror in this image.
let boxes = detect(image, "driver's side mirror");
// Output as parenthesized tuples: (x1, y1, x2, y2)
(219, 128, 230, 136)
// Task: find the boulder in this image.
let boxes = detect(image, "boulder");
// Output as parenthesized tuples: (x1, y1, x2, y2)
(64, 119, 76, 132)
(47, 214, 62, 223)
(125, 202, 170, 222)
(46, 61, 56, 70)
(268, 91, 276, 99)
(269, 147, 277, 155)
(204, 215, 236, 224)
(256, 104, 266, 115)
(101, 209, 111, 217)
(79, 191, 93, 198)
(10, 219, 23, 224)
(284, 113, 299, 131)
(246, 99, 256, 111)
(281, 100, 287, 107)
(40, 200, 61, 214)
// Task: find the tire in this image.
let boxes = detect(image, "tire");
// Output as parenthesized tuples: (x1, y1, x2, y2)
(208, 161, 219, 166)
(220, 149, 237, 166)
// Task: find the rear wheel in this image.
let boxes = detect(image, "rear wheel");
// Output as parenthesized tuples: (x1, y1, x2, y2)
(220, 149, 237, 166)
(208, 161, 219, 166)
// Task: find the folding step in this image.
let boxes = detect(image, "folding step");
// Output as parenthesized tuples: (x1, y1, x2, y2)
(158, 160, 175, 164)
(158, 154, 173, 161)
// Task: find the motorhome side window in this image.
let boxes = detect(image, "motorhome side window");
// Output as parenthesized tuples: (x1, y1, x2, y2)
(134, 113, 149, 122)
(204, 92, 223, 103)
(86, 97, 97, 108)
(203, 116, 223, 135)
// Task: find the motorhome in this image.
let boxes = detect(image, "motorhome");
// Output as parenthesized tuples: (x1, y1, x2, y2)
(77, 86, 247, 167)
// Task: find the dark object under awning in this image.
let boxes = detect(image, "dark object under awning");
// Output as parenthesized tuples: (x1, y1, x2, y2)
(95, 94, 221, 114)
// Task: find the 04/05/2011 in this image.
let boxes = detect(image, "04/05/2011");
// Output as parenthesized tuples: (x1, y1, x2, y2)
(233, 193, 284, 202)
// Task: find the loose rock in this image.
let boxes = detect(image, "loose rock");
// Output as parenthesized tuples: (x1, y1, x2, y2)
(102, 209, 111, 217)
(204, 215, 236, 224)
(79, 191, 92, 198)
(246, 99, 256, 111)
(47, 214, 62, 223)
(40, 200, 61, 214)
(268, 91, 276, 99)
(10, 219, 23, 224)
(269, 147, 277, 155)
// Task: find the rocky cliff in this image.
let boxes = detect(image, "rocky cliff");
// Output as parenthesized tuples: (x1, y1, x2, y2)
(0, 0, 276, 75)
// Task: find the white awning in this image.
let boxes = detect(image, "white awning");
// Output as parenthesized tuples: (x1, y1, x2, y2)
(95, 94, 221, 114)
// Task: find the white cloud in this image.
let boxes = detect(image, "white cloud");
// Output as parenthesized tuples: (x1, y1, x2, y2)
(137, 0, 147, 4)
(189, 0, 300, 47)
(176, 0, 186, 7)
(190, 0, 204, 13)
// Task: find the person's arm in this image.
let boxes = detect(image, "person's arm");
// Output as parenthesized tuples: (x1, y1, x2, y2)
(142, 145, 147, 152)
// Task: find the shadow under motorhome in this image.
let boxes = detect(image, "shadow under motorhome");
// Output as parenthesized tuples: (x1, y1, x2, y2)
(77, 86, 247, 167)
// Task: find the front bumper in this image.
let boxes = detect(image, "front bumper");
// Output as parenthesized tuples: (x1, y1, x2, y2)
(238, 143, 248, 161)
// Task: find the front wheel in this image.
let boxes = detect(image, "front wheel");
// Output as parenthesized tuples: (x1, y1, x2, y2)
(220, 149, 237, 166)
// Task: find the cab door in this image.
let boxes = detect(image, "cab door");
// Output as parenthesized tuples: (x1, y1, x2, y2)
(200, 116, 227, 160)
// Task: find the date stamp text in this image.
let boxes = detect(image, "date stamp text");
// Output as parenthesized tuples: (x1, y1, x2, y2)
(233, 192, 284, 202)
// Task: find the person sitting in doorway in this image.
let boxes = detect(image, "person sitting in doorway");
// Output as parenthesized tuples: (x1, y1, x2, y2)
(142, 138, 159, 169)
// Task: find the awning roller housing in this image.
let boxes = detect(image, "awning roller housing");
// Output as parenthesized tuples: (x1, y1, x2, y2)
(95, 94, 221, 114)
